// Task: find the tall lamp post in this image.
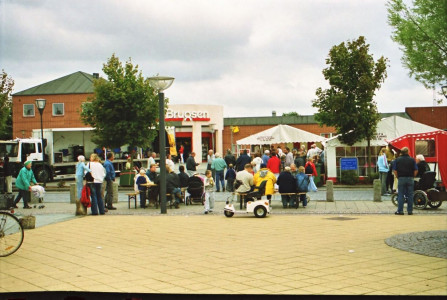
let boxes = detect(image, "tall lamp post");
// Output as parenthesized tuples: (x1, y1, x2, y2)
(148, 76, 175, 214)
(442, 85, 447, 100)
(35, 98, 46, 185)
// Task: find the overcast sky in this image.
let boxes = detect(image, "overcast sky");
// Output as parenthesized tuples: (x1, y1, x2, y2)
(0, 0, 439, 117)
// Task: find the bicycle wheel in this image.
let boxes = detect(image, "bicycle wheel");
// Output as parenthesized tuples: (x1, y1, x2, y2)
(0, 212, 24, 257)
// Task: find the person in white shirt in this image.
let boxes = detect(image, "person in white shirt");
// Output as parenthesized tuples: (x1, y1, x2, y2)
(147, 152, 157, 169)
(87, 153, 106, 215)
(307, 144, 322, 159)
(166, 153, 175, 170)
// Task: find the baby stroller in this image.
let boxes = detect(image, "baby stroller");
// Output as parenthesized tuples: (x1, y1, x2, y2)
(185, 175, 205, 205)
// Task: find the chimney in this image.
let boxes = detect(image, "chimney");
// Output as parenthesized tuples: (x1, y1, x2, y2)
(272, 111, 277, 117)
(92, 73, 99, 79)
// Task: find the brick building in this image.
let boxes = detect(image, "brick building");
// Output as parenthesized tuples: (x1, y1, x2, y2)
(405, 106, 447, 130)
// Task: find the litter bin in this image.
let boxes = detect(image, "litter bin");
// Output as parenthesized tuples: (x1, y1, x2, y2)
(119, 171, 135, 187)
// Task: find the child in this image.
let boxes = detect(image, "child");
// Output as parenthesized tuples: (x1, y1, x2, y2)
(225, 163, 236, 192)
(135, 169, 151, 208)
(204, 170, 215, 214)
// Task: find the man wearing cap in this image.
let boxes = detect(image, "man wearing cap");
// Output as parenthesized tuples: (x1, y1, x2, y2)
(13, 161, 38, 209)
(307, 144, 322, 159)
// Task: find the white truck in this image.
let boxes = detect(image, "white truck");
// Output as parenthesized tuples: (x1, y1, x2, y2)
(0, 138, 147, 182)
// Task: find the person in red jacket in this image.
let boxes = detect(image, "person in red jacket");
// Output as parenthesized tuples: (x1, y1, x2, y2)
(267, 149, 281, 178)
(304, 158, 318, 192)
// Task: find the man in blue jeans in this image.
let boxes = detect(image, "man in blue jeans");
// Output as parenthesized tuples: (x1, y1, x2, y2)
(211, 153, 227, 192)
(393, 147, 418, 215)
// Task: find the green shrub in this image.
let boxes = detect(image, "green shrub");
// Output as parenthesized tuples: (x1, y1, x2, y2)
(340, 170, 359, 185)
(364, 172, 379, 184)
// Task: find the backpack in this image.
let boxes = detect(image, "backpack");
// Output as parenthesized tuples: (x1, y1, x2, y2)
(297, 175, 309, 193)
(305, 163, 313, 175)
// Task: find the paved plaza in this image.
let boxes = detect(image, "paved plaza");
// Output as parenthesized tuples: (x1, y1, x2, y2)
(2, 168, 447, 297)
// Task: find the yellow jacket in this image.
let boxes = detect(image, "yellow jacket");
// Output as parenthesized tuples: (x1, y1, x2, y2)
(253, 168, 277, 195)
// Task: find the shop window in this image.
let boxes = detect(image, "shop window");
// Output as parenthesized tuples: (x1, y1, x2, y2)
(53, 103, 64, 116)
(23, 104, 35, 117)
(415, 140, 435, 158)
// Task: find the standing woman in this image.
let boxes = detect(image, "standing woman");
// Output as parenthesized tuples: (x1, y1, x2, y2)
(377, 148, 390, 196)
(88, 153, 106, 215)
(76, 155, 91, 202)
(179, 144, 184, 164)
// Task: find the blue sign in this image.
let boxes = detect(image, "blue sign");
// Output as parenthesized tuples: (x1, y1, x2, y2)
(340, 158, 358, 171)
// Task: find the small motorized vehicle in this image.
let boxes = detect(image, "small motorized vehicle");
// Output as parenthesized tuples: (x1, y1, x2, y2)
(224, 181, 271, 218)
(224, 198, 271, 218)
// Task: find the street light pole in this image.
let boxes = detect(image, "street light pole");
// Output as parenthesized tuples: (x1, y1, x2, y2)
(35, 98, 46, 185)
(148, 76, 175, 214)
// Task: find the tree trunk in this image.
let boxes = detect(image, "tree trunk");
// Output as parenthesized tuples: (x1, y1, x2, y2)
(367, 138, 373, 176)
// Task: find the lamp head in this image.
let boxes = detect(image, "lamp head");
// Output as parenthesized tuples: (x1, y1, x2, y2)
(442, 85, 447, 100)
(148, 76, 175, 92)
(35, 98, 46, 111)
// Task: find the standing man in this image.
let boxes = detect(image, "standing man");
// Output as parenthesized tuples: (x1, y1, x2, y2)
(147, 152, 157, 169)
(284, 147, 294, 168)
(261, 150, 270, 166)
(235, 149, 252, 172)
(186, 152, 199, 177)
(224, 149, 236, 168)
(211, 153, 227, 192)
(393, 147, 418, 215)
(13, 161, 38, 209)
(207, 149, 215, 179)
(104, 152, 117, 210)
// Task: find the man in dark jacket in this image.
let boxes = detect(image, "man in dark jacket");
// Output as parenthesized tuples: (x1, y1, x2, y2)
(147, 164, 159, 206)
(166, 166, 182, 208)
(224, 149, 236, 168)
(393, 147, 418, 215)
(235, 150, 252, 172)
(178, 165, 189, 188)
(277, 167, 298, 208)
(186, 152, 199, 177)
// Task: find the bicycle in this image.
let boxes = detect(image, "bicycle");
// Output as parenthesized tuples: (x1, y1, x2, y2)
(0, 208, 24, 257)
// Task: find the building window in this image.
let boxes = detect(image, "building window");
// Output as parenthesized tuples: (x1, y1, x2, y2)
(415, 140, 435, 158)
(23, 104, 35, 117)
(320, 133, 333, 138)
(53, 103, 64, 116)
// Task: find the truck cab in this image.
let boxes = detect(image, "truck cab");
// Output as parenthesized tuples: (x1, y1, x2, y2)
(0, 139, 50, 182)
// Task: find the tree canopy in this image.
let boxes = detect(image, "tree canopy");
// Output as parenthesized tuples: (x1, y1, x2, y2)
(312, 36, 388, 146)
(0, 70, 14, 139)
(80, 54, 161, 150)
(387, 0, 447, 94)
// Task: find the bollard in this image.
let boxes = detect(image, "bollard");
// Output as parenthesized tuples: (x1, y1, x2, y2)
(326, 180, 334, 202)
(113, 182, 119, 203)
(373, 179, 382, 202)
(70, 183, 77, 204)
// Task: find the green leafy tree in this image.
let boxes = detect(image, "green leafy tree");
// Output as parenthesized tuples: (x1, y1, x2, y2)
(312, 36, 388, 174)
(0, 70, 14, 139)
(81, 54, 160, 153)
(282, 112, 299, 117)
(387, 0, 447, 98)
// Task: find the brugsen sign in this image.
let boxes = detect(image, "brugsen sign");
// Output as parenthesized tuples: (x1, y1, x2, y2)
(165, 109, 210, 122)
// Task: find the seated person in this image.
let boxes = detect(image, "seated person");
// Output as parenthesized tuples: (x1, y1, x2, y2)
(416, 154, 430, 178)
(253, 163, 276, 202)
(135, 169, 151, 208)
(146, 164, 159, 206)
(235, 163, 254, 203)
(296, 166, 310, 207)
(277, 166, 297, 208)
(166, 166, 182, 209)
(178, 165, 189, 188)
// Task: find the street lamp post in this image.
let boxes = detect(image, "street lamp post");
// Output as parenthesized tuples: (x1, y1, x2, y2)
(148, 76, 175, 214)
(442, 85, 447, 100)
(35, 98, 46, 185)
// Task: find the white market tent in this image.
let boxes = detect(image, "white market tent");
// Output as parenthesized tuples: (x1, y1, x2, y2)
(325, 115, 440, 180)
(236, 124, 326, 146)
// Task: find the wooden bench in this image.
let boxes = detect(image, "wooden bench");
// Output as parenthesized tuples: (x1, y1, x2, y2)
(127, 192, 139, 209)
(274, 192, 310, 208)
